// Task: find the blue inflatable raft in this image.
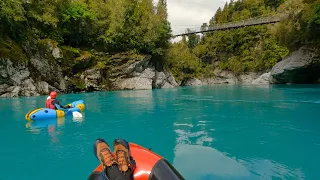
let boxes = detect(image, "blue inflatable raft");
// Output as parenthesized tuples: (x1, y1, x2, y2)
(25, 100, 85, 121)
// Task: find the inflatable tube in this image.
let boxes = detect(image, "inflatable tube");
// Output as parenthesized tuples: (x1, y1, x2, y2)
(25, 100, 85, 121)
(88, 143, 184, 180)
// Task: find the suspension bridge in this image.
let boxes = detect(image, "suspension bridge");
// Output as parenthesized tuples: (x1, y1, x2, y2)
(172, 14, 288, 38)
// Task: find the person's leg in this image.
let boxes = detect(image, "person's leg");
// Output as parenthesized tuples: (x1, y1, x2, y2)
(94, 138, 127, 180)
(113, 138, 136, 180)
(105, 165, 130, 180)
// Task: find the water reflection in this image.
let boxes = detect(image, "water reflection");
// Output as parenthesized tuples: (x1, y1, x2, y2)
(25, 114, 85, 144)
(171, 85, 307, 179)
(172, 126, 305, 179)
(173, 144, 250, 179)
(116, 90, 155, 115)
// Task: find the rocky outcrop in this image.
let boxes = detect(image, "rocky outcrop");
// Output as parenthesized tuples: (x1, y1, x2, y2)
(182, 71, 261, 86)
(270, 46, 320, 84)
(252, 72, 271, 84)
(82, 68, 103, 91)
(26, 40, 66, 91)
(112, 56, 178, 90)
(183, 78, 202, 86)
(0, 39, 69, 98)
(239, 72, 261, 84)
(0, 58, 41, 97)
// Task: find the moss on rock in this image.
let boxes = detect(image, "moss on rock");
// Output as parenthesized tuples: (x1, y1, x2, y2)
(0, 37, 28, 63)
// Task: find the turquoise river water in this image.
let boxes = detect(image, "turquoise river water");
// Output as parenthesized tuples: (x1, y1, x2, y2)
(0, 85, 320, 180)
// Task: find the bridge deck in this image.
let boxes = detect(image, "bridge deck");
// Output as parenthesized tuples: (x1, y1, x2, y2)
(172, 15, 286, 37)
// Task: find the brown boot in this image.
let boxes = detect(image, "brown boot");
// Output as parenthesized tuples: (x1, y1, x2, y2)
(94, 138, 117, 168)
(113, 138, 135, 173)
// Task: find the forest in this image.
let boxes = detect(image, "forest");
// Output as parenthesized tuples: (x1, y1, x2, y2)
(0, 0, 171, 58)
(1, 0, 320, 84)
(167, 0, 320, 82)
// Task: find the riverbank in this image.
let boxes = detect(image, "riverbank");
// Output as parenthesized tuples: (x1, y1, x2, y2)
(1, 39, 319, 98)
(1, 0, 320, 98)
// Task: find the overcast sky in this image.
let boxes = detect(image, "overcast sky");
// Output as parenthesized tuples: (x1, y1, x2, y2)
(165, 0, 228, 35)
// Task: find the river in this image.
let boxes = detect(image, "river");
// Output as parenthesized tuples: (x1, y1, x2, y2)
(0, 85, 319, 180)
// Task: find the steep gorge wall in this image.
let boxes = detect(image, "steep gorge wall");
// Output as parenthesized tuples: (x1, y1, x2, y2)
(0, 39, 178, 98)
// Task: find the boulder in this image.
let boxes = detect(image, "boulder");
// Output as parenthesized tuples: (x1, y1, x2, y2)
(154, 71, 166, 88)
(216, 71, 238, 84)
(183, 78, 202, 86)
(162, 82, 175, 88)
(239, 73, 260, 84)
(164, 71, 178, 87)
(0, 86, 20, 98)
(271, 46, 320, 84)
(252, 72, 271, 84)
(116, 77, 152, 90)
(201, 78, 228, 85)
(29, 55, 64, 87)
(83, 68, 102, 90)
(36, 81, 50, 94)
(140, 68, 155, 79)
(0, 58, 29, 85)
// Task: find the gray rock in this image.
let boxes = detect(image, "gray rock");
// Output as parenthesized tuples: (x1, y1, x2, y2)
(252, 72, 271, 84)
(140, 68, 155, 79)
(22, 79, 36, 91)
(0, 58, 30, 85)
(82, 68, 102, 90)
(216, 71, 238, 84)
(125, 61, 142, 74)
(52, 47, 62, 59)
(29, 54, 63, 87)
(116, 77, 152, 90)
(19, 79, 40, 97)
(11, 70, 30, 85)
(124, 58, 149, 75)
(271, 46, 320, 84)
(164, 71, 178, 87)
(1, 86, 20, 97)
(0, 84, 10, 94)
(239, 73, 260, 84)
(59, 79, 67, 91)
(184, 78, 202, 86)
(154, 71, 166, 88)
(201, 78, 228, 85)
(36, 81, 49, 94)
(226, 78, 237, 84)
(162, 82, 175, 88)
(135, 66, 143, 73)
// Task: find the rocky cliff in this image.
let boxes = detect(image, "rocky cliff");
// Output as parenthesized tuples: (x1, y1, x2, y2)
(270, 46, 320, 84)
(1, 38, 320, 98)
(0, 39, 178, 98)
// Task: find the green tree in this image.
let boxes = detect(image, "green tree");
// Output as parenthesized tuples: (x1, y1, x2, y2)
(0, 0, 26, 40)
(61, 1, 96, 47)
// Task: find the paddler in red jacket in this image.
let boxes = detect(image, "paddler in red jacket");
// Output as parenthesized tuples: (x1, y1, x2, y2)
(46, 91, 71, 110)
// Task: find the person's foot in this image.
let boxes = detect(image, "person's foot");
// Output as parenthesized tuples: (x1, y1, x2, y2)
(113, 138, 136, 172)
(94, 138, 116, 168)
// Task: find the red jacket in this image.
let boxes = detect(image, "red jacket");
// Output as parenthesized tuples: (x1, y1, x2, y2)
(46, 99, 56, 109)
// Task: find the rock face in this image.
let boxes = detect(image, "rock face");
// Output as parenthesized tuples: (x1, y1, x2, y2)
(183, 78, 202, 86)
(0, 58, 41, 97)
(82, 68, 102, 91)
(0, 39, 68, 98)
(182, 71, 261, 86)
(112, 57, 178, 90)
(239, 72, 261, 84)
(27, 41, 66, 91)
(270, 46, 320, 84)
(252, 72, 271, 84)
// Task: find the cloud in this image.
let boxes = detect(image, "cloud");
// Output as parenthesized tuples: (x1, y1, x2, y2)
(166, 0, 228, 35)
